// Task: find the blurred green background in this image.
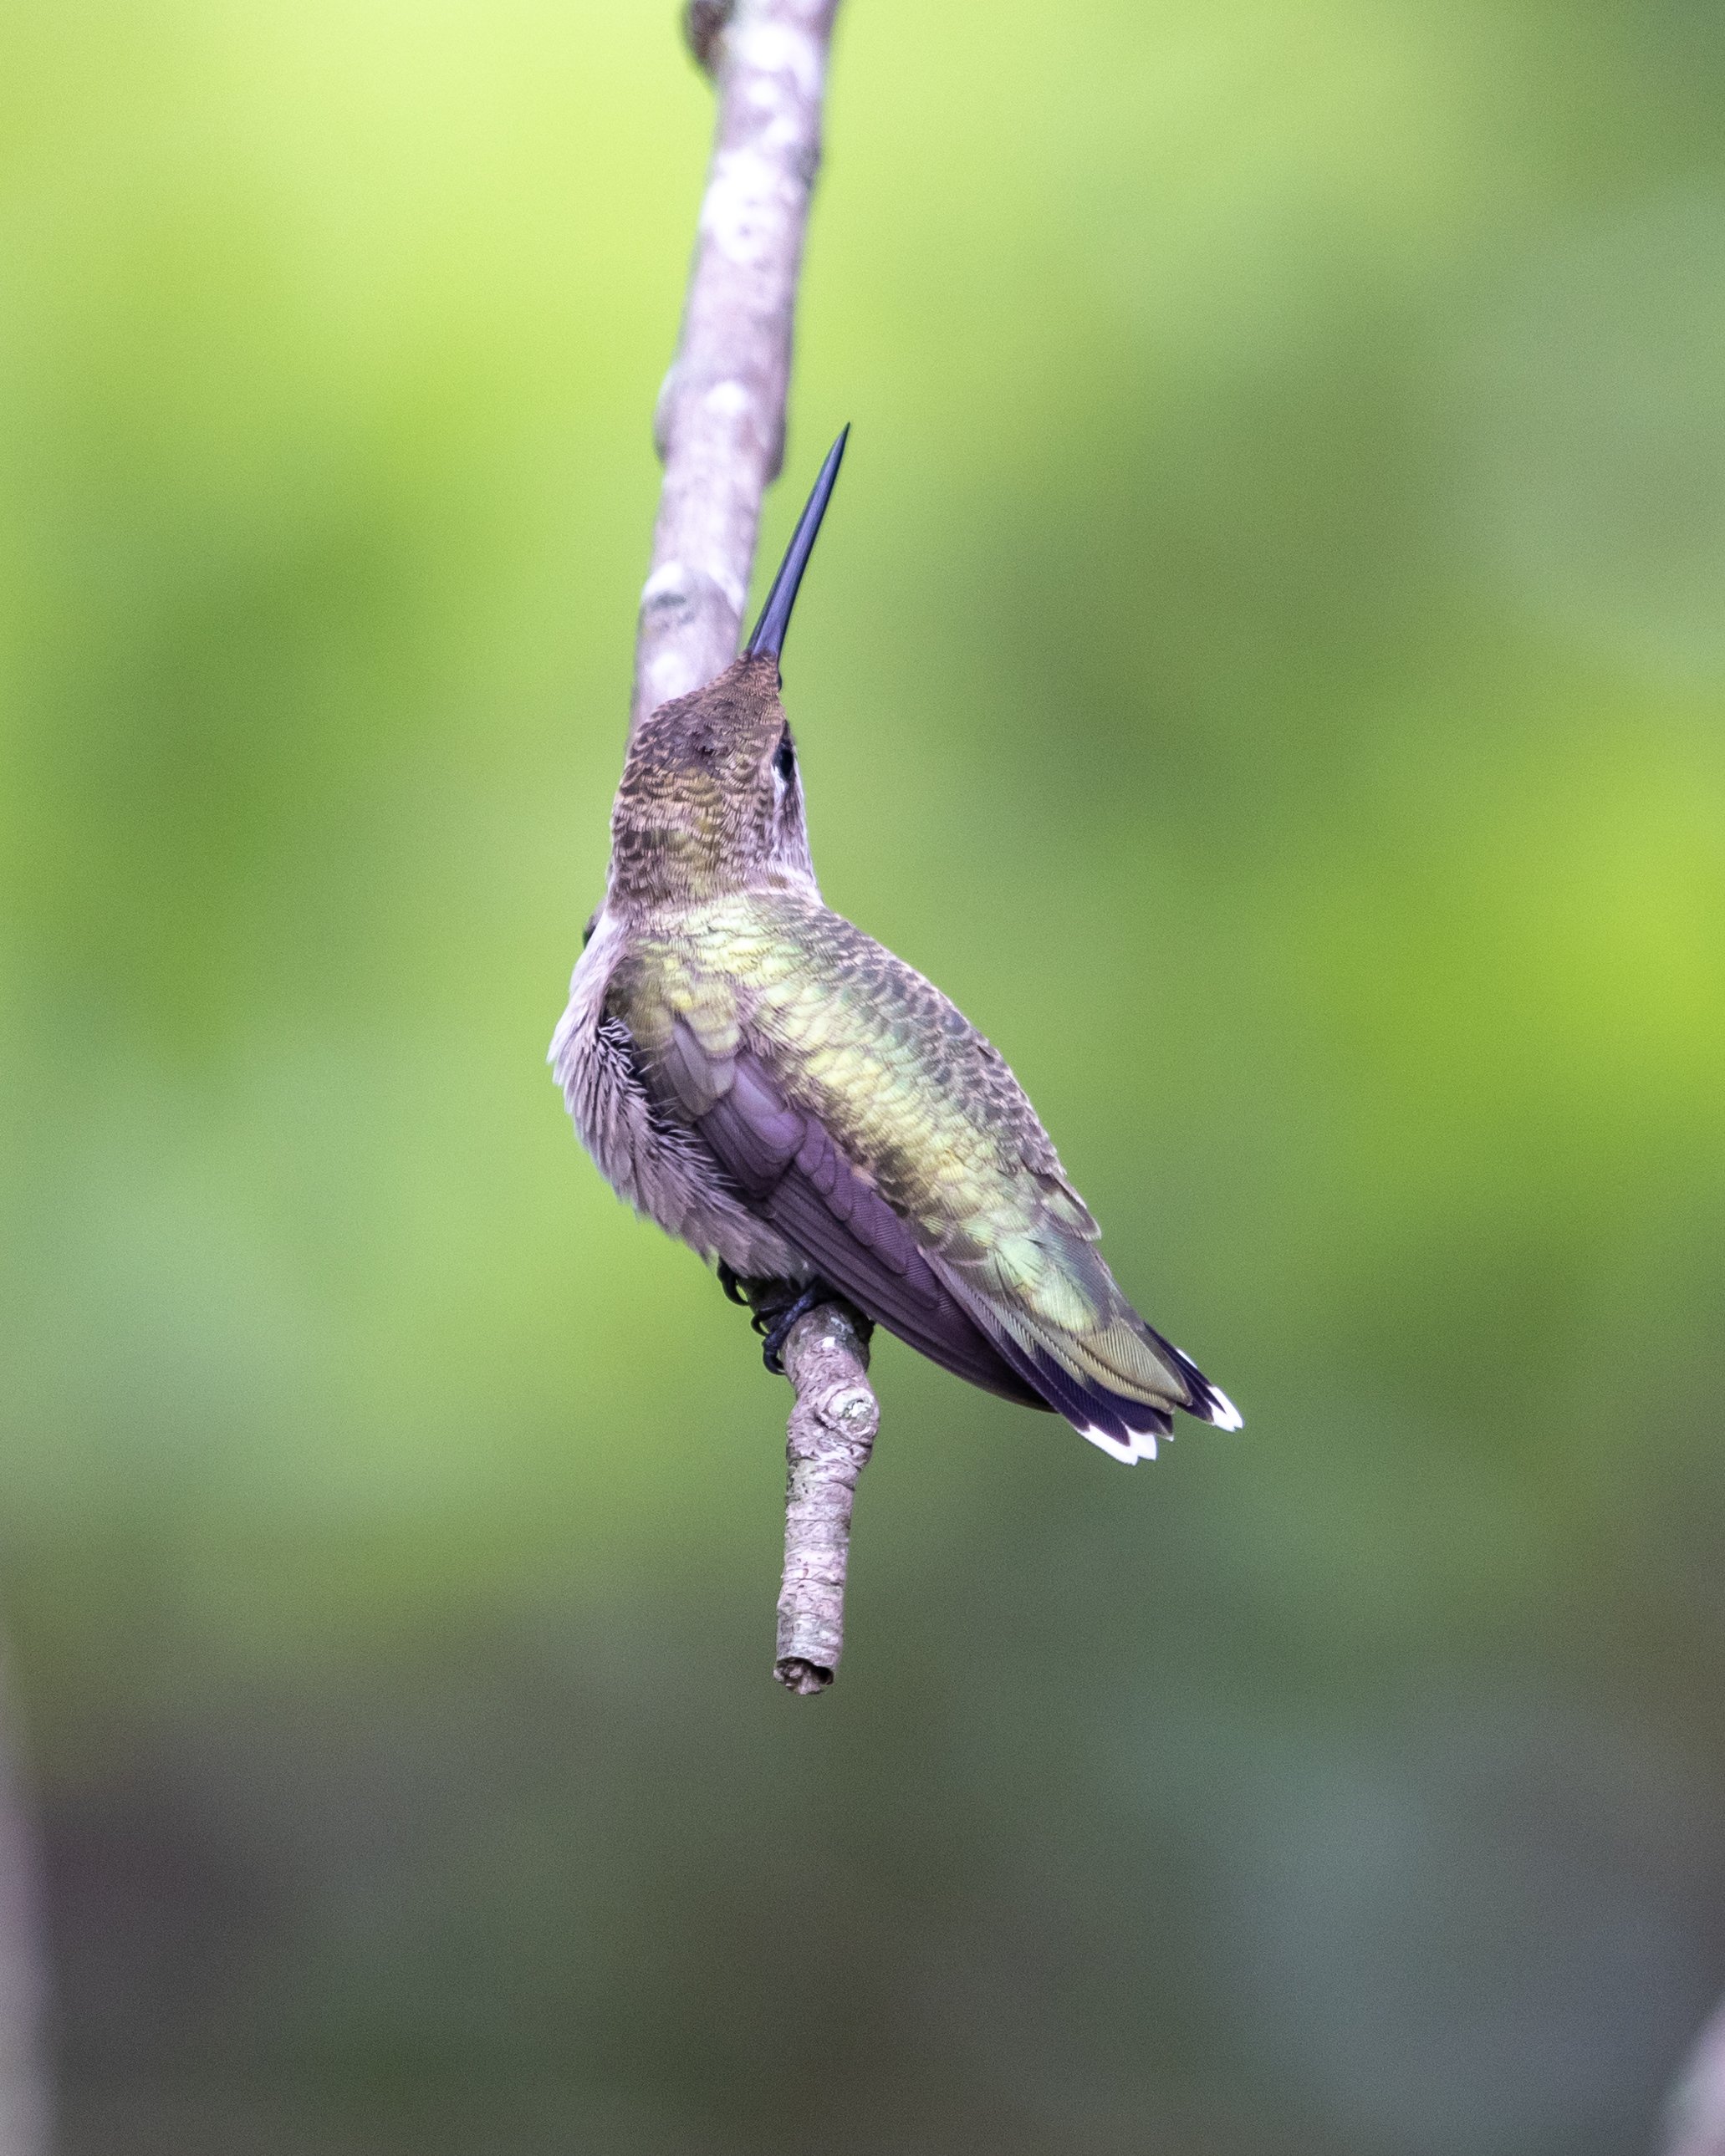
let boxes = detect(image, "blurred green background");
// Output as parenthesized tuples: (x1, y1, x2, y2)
(3, 2, 1723, 2149)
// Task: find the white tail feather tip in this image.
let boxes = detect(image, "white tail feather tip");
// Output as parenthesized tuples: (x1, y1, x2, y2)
(1206, 1388, 1243, 1431)
(1076, 1423, 1157, 1464)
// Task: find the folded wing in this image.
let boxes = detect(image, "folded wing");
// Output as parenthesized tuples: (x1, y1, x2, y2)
(686, 1037, 1047, 1409)
(636, 1012, 1239, 1457)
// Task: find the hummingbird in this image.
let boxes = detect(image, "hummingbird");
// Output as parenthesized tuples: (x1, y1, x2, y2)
(550, 431, 1240, 1460)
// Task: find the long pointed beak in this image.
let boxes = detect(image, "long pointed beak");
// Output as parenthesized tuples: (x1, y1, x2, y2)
(744, 426, 850, 664)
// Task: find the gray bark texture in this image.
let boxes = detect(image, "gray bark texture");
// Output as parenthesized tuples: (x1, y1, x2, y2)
(641, 1, 872, 1690)
(633, 0, 844, 737)
(774, 1304, 878, 1691)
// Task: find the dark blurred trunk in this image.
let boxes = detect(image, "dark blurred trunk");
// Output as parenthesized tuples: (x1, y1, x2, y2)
(1665, 1998, 1725, 2156)
(0, 1656, 48, 2155)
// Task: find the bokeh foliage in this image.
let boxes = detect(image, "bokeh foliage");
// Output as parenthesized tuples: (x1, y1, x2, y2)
(2, 3, 1723, 2150)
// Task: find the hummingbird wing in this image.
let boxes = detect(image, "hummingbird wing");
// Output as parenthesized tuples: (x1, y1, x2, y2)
(697, 1047, 1048, 1407)
(612, 904, 1239, 1460)
(615, 1015, 1046, 1404)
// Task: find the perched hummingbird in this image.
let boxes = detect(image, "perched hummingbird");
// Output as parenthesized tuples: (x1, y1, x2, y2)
(550, 431, 1240, 1460)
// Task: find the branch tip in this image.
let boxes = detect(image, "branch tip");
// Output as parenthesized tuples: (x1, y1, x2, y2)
(774, 1657, 834, 1695)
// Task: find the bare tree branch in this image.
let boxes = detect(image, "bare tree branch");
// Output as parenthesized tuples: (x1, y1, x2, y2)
(637, 1, 872, 1690)
(774, 1303, 878, 1692)
(634, 0, 844, 737)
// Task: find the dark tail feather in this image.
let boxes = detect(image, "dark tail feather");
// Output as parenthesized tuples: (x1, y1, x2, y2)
(930, 1256, 1238, 1464)
(1136, 1319, 1243, 1432)
(983, 1321, 1176, 1465)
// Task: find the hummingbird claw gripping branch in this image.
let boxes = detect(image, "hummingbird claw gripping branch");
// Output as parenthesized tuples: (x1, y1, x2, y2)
(752, 1277, 861, 1376)
(716, 1258, 865, 1376)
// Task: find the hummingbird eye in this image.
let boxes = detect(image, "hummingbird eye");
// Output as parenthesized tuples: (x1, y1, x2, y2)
(773, 731, 796, 786)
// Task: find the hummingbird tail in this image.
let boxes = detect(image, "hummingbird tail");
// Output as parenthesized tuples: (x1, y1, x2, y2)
(987, 1329, 1174, 1463)
(934, 1262, 1242, 1465)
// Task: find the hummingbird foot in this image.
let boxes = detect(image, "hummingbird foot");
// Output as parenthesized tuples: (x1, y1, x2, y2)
(727, 1273, 873, 1376)
(716, 1266, 874, 1374)
(755, 1282, 831, 1374)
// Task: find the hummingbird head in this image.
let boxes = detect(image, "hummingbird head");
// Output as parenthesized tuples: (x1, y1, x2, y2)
(610, 430, 848, 908)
